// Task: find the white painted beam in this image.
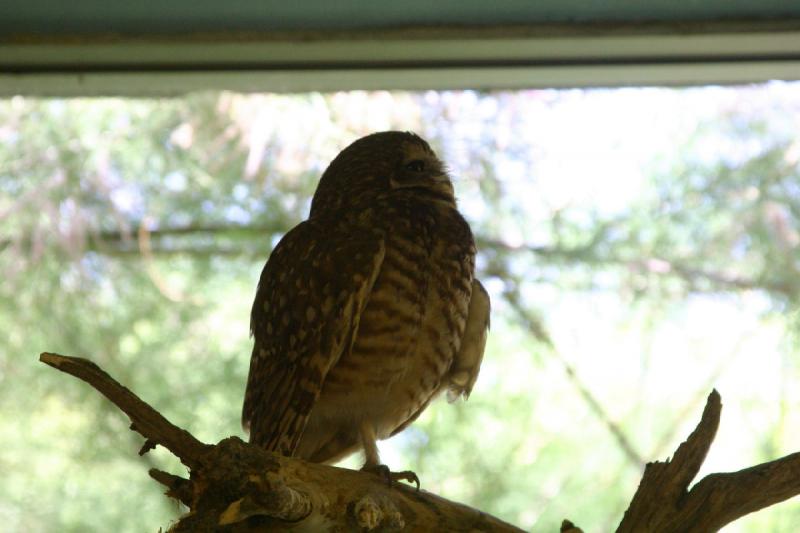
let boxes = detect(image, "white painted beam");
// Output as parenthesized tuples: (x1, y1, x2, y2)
(2, 24, 799, 95)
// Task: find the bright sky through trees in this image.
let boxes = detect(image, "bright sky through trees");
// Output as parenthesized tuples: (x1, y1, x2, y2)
(2, 83, 800, 532)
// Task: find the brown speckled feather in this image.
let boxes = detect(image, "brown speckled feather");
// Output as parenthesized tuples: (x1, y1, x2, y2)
(243, 131, 490, 471)
(242, 220, 385, 454)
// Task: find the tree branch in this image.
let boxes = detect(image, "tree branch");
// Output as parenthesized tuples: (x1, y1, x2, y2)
(40, 351, 800, 532)
(39, 352, 528, 532)
(617, 390, 800, 532)
(39, 352, 210, 469)
(8, 222, 796, 299)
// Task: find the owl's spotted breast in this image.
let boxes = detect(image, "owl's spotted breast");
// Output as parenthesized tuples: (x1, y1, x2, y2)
(295, 196, 475, 463)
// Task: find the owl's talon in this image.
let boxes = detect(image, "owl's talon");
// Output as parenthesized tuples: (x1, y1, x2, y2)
(393, 470, 421, 491)
(362, 464, 420, 491)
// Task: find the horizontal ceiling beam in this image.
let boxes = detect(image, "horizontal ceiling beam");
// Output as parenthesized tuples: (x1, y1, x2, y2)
(2, 22, 800, 95)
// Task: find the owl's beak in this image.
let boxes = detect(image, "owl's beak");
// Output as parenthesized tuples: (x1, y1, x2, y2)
(429, 174, 456, 198)
(389, 172, 455, 203)
(431, 174, 453, 188)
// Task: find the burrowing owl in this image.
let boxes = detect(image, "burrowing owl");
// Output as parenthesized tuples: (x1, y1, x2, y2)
(242, 131, 489, 483)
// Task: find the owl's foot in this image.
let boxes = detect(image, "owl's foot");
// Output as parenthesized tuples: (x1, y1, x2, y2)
(362, 464, 420, 491)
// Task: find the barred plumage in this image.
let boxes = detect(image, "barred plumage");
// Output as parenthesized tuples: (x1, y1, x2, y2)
(242, 131, 490, 478)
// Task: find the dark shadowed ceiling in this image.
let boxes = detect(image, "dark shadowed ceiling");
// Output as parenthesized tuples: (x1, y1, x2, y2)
(3, 0, 800, 36)
(2, 1, 800, 95)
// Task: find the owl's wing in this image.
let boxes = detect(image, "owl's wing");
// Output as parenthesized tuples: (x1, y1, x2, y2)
(242, 220, 385, 454)
(446, 279, 490, 402)
(388, 278, 490, 440)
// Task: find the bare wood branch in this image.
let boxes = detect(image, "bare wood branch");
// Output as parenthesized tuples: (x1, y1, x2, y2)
(40, 352, 529, 532)
(196, 438, 526, 533)
(618, 390, 800, 532)
(42, 351, 800, 532)
(617, 390, 720, 532)
(149, 469, 193, 507)
(675, 451, 800, 530)
(39, 352, 211, 469)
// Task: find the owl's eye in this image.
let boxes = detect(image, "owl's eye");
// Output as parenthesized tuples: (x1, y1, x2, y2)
(405, 160, 425, 172)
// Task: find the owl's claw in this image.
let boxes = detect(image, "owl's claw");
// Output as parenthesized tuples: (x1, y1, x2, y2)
(362, 464, 420, 491)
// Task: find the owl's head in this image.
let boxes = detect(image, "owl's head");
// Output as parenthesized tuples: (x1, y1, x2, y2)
(310, 131, 454, 218)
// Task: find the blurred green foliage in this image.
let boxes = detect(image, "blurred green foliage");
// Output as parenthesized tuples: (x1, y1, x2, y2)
(2, 86, 800, 532)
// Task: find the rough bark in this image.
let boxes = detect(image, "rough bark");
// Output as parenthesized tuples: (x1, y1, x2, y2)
(39, 352, 524, 532)
(617, 390, 800, 532)
(41, 352, 800, 532)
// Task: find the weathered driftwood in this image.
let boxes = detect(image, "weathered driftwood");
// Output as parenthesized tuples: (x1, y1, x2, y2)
(40, 352, 800, 532)
(618, 389, 800, 532)
(39, 352, 524, 532)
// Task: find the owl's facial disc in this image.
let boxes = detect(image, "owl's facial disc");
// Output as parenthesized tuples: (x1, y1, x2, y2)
(388, 145, 455, 201)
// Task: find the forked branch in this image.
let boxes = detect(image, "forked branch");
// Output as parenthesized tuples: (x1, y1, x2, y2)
(618, 390, 800, 532)
(40, 352, 800, 532)
(39, 352, 210, 469)
(39, 352, 525, 532)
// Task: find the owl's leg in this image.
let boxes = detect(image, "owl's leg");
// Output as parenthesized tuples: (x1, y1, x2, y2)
(359, 421, 381, 468)
(359, 421, 420, 490)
